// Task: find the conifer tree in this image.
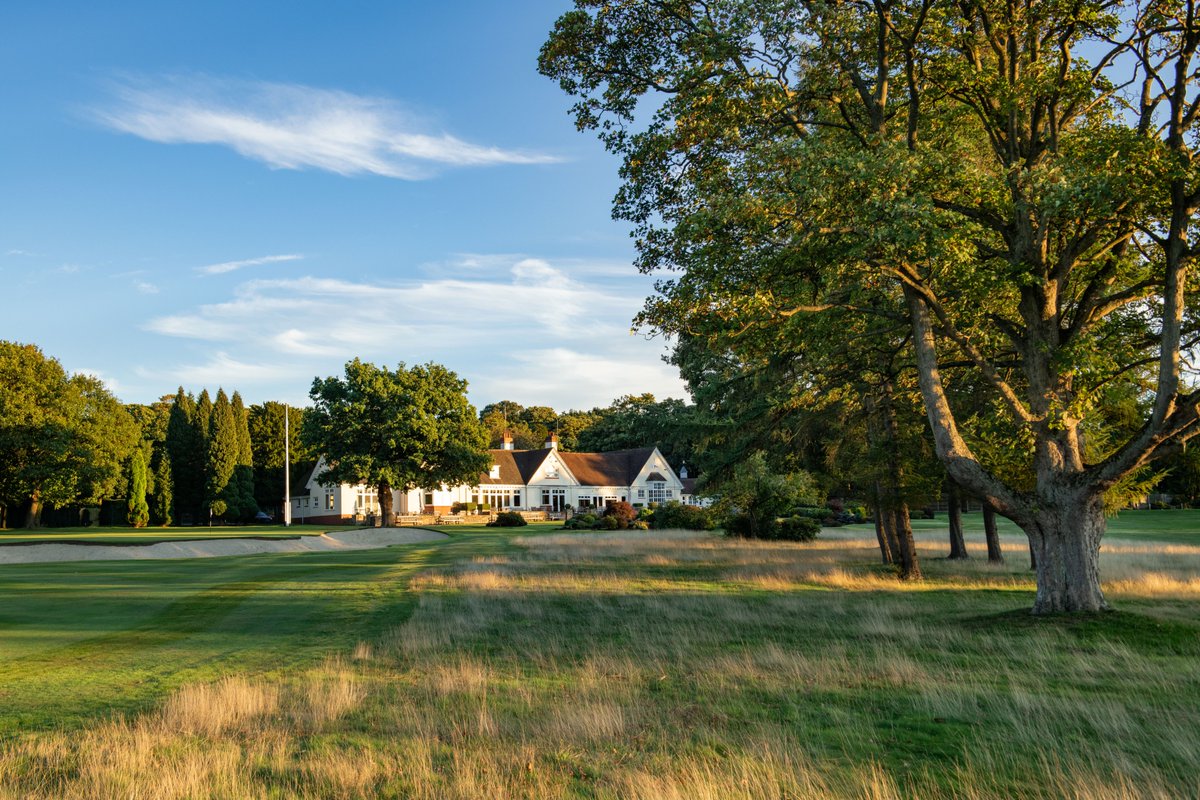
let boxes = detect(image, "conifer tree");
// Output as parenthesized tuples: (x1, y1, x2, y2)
(231, 392, 257, 518)
(195, 389, 213, 517)
(206, 389, 238, 520)
(149, 445, 173, 526)
(126, 449, 150, 528)
(165, 388, 201, 523)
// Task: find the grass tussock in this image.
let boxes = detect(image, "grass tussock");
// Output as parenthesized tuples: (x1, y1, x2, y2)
(2, 526, 1198, 798)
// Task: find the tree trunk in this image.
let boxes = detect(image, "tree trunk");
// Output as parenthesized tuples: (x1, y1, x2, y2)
(947, 481, 969, 559)
(872, 482, 893, 564)
(1028, 540, 1037, 571)
(891, 503, 921, 580)
(1025, 494, 1108, 613)
(873, 508, 893, 564)
(25, 492, 43, 529)
(378, 481, 394, 527)
(982, 501, 1003, 563)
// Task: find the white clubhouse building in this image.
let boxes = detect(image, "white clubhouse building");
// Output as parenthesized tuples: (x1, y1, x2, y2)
(291, 432, 690, 524)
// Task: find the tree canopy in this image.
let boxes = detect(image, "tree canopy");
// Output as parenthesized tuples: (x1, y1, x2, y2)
(303, 360, 490, 525)
(0, 341, 138, 527)
(542, 0, 1200, 612)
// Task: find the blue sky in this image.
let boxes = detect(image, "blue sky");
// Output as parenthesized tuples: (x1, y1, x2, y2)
(0, 1, 688, 410)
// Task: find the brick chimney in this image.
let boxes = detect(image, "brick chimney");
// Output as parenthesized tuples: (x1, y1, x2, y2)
(544, 432, 558, 450)
(501, 429, 514, 450)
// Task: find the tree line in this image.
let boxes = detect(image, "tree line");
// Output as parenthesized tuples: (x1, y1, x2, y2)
(541, 0, 1200, 612)
(0, 341, 312, 529)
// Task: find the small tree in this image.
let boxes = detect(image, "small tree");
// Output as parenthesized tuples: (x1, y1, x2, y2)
(126, 449, 150, 528)
(716, 453, 817, 539)
(303, 360, 491, 527)
(150, 447, 173, 527)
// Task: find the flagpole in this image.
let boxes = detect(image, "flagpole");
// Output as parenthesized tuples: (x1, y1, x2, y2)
(283, 404, 291, 527)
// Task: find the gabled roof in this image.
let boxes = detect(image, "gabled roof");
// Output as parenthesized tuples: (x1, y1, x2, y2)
(681, 478, 697, 495)
(557, 447, 657, 487)
(479, 448, 553, 485)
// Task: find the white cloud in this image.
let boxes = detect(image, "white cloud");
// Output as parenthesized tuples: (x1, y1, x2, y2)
(135, 281, 160, 294)
(151, 352, 307, 388)
(197, 253, 303, 276)
(141, 255, 688, 408)
(95, 76, 560, 179)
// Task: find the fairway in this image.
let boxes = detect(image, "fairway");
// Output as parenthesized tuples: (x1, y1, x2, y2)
(0, 524, 362, 545)
(0, 518, 1197, 798)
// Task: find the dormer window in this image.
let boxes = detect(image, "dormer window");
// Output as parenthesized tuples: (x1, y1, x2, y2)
(490, 464, 500, 479)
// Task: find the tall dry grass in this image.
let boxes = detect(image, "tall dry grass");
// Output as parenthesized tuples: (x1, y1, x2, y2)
(2, 527, 1197, 798)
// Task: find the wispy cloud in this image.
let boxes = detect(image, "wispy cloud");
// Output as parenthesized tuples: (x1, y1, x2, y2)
(197, 253, 303, 276)
(94, 76, 560, 179)
(134, 280, 160, 294)
(142, 255, 687, 408)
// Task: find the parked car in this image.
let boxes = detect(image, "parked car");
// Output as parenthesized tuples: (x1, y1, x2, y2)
(253, 511, 274, 524)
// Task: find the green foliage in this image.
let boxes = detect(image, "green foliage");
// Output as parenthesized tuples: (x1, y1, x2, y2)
(576, 394, 700, 467)
(715, 453, 818, 539)
(776, 515, 820, 542)
(165, 388, 203, 523)
(303, 360, 491, 503)
(647, 500, 718, 531)
(563, 512, 599, 530)
(126, 449, 149, 528)
(229, 392, 256, 520)
(248, 402, 309, 514)
(149, 447, 173, 527)
(205, 390, 239, 521)
(487, 511, 528, 527)
(0, 341, 138, 526)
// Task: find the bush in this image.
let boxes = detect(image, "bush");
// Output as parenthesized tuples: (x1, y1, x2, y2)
(563, 513, 598, 530)
(724, 513, 773, 539)
(774, 515, 820, 541)
(603, 500, 637, 529)
(651, 501, 717, 530)
(487, 511, 527, 527)
(601, 514, 621, 529)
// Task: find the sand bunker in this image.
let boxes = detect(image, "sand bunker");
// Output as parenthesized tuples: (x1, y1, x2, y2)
(0, 528, 447, 565)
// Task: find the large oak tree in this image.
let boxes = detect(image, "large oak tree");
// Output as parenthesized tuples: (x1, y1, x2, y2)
(303, 360, 490, 525)
(541, 0, 1200, 612)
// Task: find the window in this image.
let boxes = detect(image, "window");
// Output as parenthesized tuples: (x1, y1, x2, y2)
(513, 491, 521, 507)
(648, 482, 666, 504)
(638, 488, 645, 499)
(666, 489, 673, 498)
(424, 492, 434, 506)
(355, 486, 379, 513)
(325, 491, 335, 510)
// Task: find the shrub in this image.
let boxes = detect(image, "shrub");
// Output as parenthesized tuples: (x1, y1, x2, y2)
(603, 500, 637, 529)
(601, 514, 621, 530)
(774, 515, 820, 541)
(487, 511, 527, 527)
(651, 501, 717, 530)
(563, 513, 598, 530)
(725, 512, 777, 539)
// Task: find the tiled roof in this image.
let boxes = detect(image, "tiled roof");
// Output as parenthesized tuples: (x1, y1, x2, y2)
(557, 447, 657, 487)
(479, 449, 552, 485)
(681, 478, 697, 495)
(645, 471, 668, 482)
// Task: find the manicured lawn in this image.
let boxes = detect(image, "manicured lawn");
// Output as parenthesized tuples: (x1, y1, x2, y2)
(0, 523, 362, 545)
(0, 519, 1196, 798)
